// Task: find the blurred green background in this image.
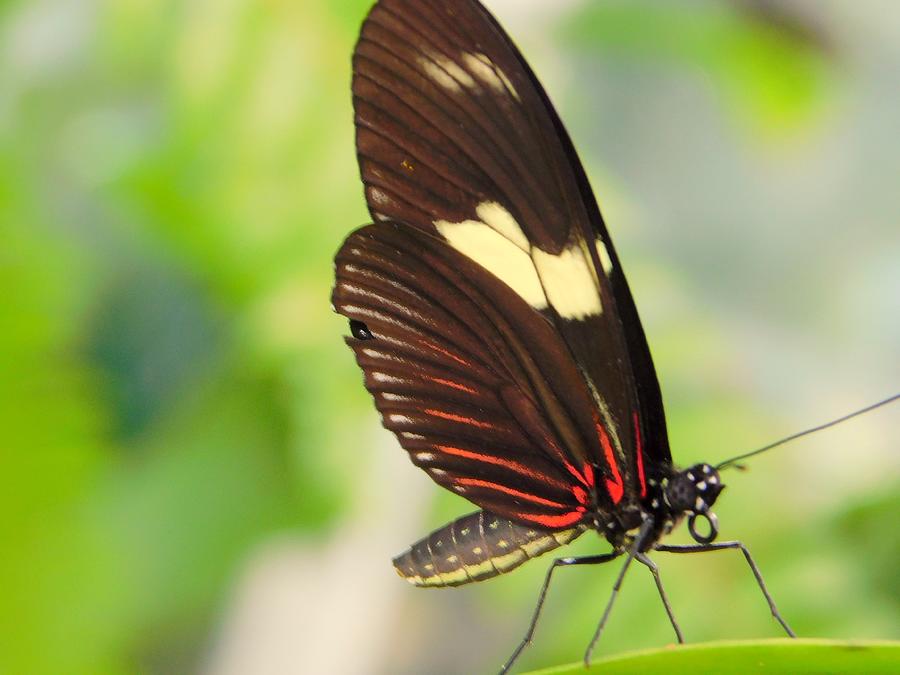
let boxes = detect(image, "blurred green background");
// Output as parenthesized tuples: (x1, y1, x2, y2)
(2, 0, 898, 673)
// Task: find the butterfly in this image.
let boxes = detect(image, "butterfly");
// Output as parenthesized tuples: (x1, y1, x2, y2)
(331, 0, 795, 671)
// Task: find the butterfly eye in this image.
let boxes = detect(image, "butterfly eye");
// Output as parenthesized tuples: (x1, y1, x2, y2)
(349, 319, 374, 340)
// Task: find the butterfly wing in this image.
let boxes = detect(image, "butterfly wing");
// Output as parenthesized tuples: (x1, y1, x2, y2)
(347, 0, 670, 510)
(334, 221, 616, 527)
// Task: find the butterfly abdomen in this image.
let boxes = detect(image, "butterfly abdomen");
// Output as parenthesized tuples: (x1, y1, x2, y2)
(393, 510, 585, 587)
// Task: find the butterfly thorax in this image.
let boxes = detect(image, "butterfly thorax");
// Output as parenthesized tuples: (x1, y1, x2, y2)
(596, 463, 725, 551)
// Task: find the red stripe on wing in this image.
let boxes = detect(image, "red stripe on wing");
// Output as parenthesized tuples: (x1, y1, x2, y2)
(456, 478, 569, 509)
(425, 409, 494, 429)
(633, 411, 647, 498)
(583, 462, 595, 488)
(595, 416, 624, 504)
(572, 485, 588, 506)
(419, 339, 471, 367)
(427, 376, 478, 394)
(513, 510, 586, 528)
(435, 445, 569, 490)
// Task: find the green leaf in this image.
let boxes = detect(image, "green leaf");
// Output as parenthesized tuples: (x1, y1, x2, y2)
(524, 639, 900, 675)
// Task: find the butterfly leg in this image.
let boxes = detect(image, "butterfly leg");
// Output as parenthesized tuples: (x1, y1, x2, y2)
(656, 541, 796, 637)
(583, 517, 656, 666)
(635, 552, 684, 643)
(499, 551, 622, 675)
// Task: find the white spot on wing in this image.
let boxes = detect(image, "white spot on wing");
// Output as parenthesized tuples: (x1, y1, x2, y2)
(388, 413, 413, 425)
(496, 67, 521, 102)
(475, 201, 528, 250)
(532, 244, 603, 319)
(419, 55, 462, 93)
(463, 52, 520, 101)
(435, 219, 547, 309)
(438, 55, 475, 89)
(372, 372, 403, 384)
(381, 393, 409, 402)
(415, 452, 435, 461)
(595, 237, 614, 275)
(369, 187, 390, 206)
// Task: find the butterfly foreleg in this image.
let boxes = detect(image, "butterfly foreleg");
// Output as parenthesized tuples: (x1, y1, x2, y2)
(656, 541, 796, 637)
(635, 552, 684, 643)
(500, 551, 622, 675)
(583, 517, 656, 666)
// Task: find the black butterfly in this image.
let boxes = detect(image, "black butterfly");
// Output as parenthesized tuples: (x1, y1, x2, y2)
(332, 0, 794, 671)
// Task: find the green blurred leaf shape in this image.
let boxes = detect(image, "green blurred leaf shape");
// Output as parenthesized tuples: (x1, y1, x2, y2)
(525, 639, 900, 674)
(564, 2, 834, 136)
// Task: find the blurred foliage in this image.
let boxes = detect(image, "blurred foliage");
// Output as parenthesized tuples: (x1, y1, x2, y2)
(564, 0, 835, 136)
(0, 1, 896, 674)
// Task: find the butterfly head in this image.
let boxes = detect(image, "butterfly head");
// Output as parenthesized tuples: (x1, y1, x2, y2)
(664, 463, 725, 544)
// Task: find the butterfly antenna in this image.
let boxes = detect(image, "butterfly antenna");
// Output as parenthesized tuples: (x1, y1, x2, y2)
(716, 392, 900, 471)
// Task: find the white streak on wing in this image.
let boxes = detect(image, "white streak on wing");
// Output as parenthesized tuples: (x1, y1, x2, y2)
(435, 219, 547, 309)
(368, 187, 390, 206)
(400, 432, 426, 440)
(380, 393, 408, 402)
(343, 284, 427, 323)
(436, 54, 475, 89)
(388, 413, 414, 425)
(463, 52, 518, 100)
(595, 237, 614, 275)
(476, 201, 529, 251)
(495, 67, 521, 102)
(372, 372, 404, 384)
(341, 305, 404, 329)
(532, 244, 603, 319)
(419, 55, 462, 93)
(414, 452, 435, 462)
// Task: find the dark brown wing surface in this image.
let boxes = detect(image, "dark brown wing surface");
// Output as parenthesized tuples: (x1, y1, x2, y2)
(350, 0, 672, 504)
(332, 221, 636, 527)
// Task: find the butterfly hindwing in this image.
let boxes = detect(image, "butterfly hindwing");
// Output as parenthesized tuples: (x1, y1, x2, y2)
(332, 221, 638, 527)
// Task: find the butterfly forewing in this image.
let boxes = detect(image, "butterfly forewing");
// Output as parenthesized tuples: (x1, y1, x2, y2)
(345, 0, 672, 519)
